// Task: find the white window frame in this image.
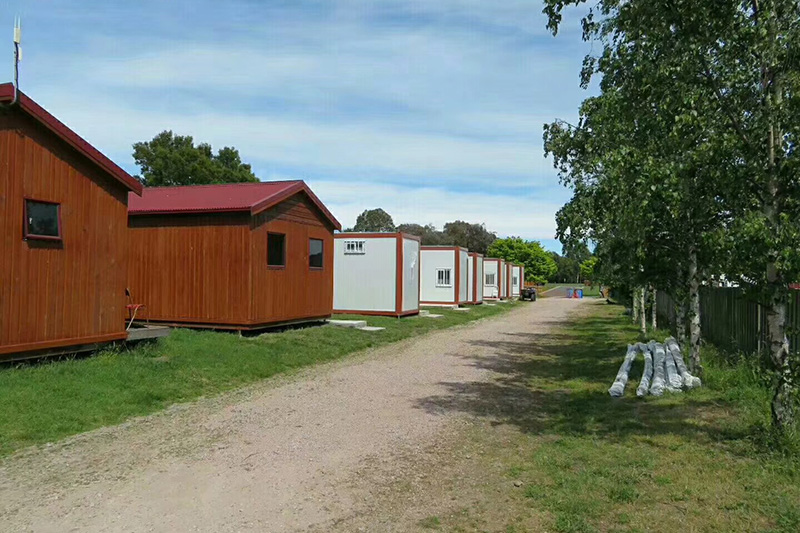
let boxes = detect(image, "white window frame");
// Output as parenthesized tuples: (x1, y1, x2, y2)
(485, 273, 496, 286)
(343, 240, 366, 255)
(436, 268, 452, 287)
(513, 276, 519, 286)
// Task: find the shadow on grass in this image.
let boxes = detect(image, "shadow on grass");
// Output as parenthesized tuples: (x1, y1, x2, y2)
(414, 305, 760, 454)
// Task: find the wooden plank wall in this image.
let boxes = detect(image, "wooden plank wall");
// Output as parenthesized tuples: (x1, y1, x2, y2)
(656, 287, 799, 356)
(127, 213, 252, 326)
(250, 194, 334, 324)
(0, 111, 130, 355)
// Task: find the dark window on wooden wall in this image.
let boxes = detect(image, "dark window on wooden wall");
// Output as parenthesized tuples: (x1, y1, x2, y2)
(309, 239, 323, 268)
(268, 233, 286, 267)
(24, 199, 62, 241)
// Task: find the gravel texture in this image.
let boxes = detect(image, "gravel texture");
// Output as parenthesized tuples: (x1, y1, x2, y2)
(0, 297, 584, 532)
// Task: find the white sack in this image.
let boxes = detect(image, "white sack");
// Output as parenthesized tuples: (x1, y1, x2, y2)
(609, 344, 638, 397)
(648, 341, 667, 396)
(636, 343, 653, 397)
(665, 337, 702, 389)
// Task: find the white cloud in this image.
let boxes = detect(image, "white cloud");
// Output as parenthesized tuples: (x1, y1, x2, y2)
(306, 180, 561, 241)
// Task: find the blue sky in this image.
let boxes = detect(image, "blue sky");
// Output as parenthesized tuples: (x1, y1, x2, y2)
(4, 0, 592, 252)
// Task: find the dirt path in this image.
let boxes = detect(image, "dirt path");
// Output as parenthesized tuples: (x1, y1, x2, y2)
(0, 298, 587, 532)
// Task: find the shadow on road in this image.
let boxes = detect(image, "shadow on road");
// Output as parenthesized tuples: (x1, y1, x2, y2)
(414, 306, 755, 454)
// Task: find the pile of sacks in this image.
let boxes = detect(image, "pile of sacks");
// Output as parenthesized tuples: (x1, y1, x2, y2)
(608, 337, 702, 398)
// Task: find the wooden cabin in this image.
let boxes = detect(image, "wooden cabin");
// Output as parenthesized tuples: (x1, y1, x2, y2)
(420, 246, 469, 307)
(0, 84, 143, 359)
(333, 232, 421, 317)
(467, 252, 484, 305)
(127, 181, 341, 330)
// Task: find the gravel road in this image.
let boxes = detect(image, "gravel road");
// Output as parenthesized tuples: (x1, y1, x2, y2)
(0, 297, 585, 532)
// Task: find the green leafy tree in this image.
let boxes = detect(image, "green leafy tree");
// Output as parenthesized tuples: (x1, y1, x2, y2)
(133, 131, 258, 186)
(353, 209, 396, 232)
(442, 221, 497, 254)
(543, 0, 800, 430)
(487, 237, 557, 284)
(397, 223, 449, 245)
(550, 252, 580, 283)
(580, 257, 598, 283)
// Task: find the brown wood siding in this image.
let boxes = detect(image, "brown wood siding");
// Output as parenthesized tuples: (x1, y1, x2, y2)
(250, 194, 334, 324)
(0, 111, 130, 355)
(127, 213, 252, 325)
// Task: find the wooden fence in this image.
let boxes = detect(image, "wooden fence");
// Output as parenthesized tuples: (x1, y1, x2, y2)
(656, 288, 800, 355)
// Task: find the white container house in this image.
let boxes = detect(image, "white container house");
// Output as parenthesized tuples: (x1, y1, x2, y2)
(333, 232, 420, 317)
(483, 258, 504, 300)
(511, 264, 524, 298)
(467, 252, 484, 305)
(420, 246, 469, 306)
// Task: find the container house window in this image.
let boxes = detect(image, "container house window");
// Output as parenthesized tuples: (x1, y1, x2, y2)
(309, 238, 323, 268)
(344, 240, 365, 254)
(513, 276, 518, 286)
(436, 268, 452, 287)
(24, 199, 61, 240)
(268, 233, 286, 267)
(485, 273, 496, 286)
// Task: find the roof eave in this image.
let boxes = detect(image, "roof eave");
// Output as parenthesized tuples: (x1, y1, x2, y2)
(0, 84, 143, 195)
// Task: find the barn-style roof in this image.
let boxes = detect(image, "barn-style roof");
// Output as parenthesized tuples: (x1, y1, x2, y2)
(128, 180, 341, 229)
(0, 83, 142, 194)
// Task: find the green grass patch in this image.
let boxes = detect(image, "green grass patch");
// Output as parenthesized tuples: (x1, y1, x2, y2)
(0, 302, 517, 457)
(541, 283, 602, 297)
(444, 302, 799, 532)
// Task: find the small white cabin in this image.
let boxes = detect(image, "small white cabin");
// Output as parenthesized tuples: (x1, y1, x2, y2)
(333, 232, 420, 317)
(483, 258, 504, 300)
(511, 264, 524, 297)
(467, 253, 484, 305)
(420, 246, 469, 306)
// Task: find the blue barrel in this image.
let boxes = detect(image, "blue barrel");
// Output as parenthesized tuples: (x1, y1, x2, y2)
(577, 289, 584, 299)
(566, 288, 574, 298)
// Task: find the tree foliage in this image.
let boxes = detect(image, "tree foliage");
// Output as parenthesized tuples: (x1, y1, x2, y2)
(133, 131, 258, 187)
(487, 237, 557, 284)
(542, 0, 800, 430)
(352, 209, 396, 232)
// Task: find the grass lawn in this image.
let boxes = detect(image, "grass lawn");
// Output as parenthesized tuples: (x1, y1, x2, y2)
(0, 302, 517, 458)
(540, 283, 602, 297)
(429, 302, 800, 532)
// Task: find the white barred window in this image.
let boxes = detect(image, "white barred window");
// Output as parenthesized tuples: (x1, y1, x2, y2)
(436, 268, 452, 287)
(485, 273, 496, 285)
(344, 240, 366, 254)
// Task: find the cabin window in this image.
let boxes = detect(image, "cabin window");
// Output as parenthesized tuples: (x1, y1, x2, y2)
(309, 238, 324, 269)
(343, 240, 365, 254)
(268, 233, 286, 267)
(485, 273, 496, 286)
(24, 199, 61, 241)
(436, 268, 452, 287)
(513, 276, 518, 285)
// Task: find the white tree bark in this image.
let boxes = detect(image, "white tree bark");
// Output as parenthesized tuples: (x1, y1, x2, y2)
(688, 247, 702, 374)
(639, 286, 647, 336)
(632, 288, 640, 323)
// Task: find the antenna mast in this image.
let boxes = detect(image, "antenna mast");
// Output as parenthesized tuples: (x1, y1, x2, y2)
(12, 16, 21, 105)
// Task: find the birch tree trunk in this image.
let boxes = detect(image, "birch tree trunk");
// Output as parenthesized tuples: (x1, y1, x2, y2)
(764, 64, 795, 429)
(688, 247, 702, 374)
(632, 288, 640, 324)
(639, 286, 647, 336)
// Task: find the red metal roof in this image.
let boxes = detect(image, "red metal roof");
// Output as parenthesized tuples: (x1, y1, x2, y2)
(0, 83, 142, 195)
(128, 180, 341, 229)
